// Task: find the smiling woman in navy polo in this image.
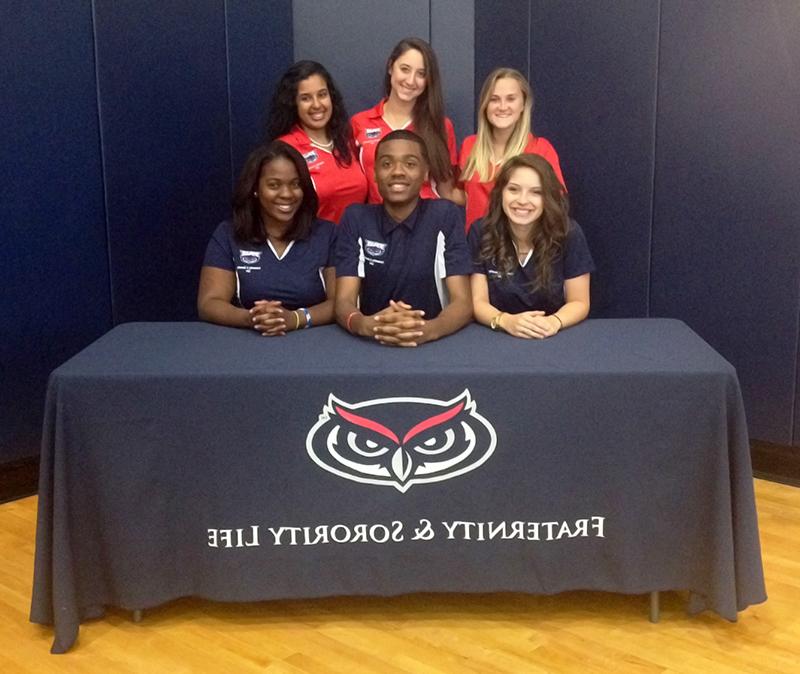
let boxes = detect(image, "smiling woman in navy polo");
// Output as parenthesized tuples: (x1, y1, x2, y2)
(469, 153, 593, 338)
(198, 141, 336, 335)
(335, 130, 472, 347)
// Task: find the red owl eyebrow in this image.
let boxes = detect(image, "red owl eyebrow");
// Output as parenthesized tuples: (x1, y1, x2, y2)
(402, 401, 465, 444)
(333, 405, 399, 443)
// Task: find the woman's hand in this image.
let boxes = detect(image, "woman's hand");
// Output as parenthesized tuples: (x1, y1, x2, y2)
(250, 300, 298, 336)
(500, 311, 561, 339)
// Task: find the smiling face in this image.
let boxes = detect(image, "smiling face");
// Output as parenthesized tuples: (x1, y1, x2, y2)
(375, 138, 428, 209)
(388, 48, 427, 105)
(295, 73, 332, 133)
(502, 166, 544, 228)
(257, 157, 303, 231)
(486, 77, 525, 132)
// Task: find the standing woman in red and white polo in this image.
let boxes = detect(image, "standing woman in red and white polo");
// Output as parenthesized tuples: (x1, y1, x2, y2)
(266, 61, 367, 224)
(351, 37, 458, 203)
(458, 68, 566, 230)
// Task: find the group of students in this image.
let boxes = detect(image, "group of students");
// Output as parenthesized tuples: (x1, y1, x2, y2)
(198, 37, 593, 345)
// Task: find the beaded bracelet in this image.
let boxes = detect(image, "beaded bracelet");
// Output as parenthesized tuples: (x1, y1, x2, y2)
(346, 311, 361, 333)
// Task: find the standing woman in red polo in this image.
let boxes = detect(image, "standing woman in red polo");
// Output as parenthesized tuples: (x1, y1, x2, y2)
(459, 68, 565, 230)
(266, 61, 367, 224)
(351, 37, 458, 203)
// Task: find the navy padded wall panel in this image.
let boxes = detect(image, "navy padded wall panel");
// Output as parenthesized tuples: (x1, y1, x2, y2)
(94, 1, 232, 323)
(226, 0, 293, 177)
(530, 0, 659, 318)
(652, 1, 800, 444)
(474, 0, 530, 95)
(0, 1, 111, 462)
(292, 0, 429, 123)
(430, 0, 474, 143)
(795, 338, 800, 446)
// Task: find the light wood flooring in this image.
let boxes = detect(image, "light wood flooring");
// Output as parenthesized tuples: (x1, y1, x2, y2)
(1, 479, 798, 673)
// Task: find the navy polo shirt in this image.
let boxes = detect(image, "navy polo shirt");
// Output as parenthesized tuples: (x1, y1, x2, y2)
(468, 218, 595, 315)
(335, 199, 471, 318)
(203, 219, 335, 310)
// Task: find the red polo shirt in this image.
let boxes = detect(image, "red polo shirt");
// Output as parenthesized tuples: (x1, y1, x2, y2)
(458, 133, 566, 230)
(278, 126, 368, 224)
(351, 100, 458, 203)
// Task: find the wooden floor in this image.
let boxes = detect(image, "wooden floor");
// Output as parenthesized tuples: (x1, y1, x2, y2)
(1, 479, 797, 673)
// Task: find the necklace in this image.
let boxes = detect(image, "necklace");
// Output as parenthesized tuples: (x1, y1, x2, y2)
(310, 137, 334, 152)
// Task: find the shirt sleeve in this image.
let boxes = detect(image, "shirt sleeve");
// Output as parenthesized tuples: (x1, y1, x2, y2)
(467, 220, 488, 275)
(312, 219, 337, 268)
(563, 220, 596, 279)
(444, 117, 458, 167)
(202, 222, 235, 271)
(533, 137, 567, 190)
(442, 203, 472, 277)
(334, 208, 364, 277)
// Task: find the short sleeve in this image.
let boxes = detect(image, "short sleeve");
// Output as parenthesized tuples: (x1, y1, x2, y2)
(442, 203, 472, 277)
(203, 222, 235, 271)
(334, 208, 363, 277)
(467, 220, 488, 275)
(563, 220, 595, 279)
(312, 218, 337, 268)
(444, 117, 458, 167)
(531, 136, 566, 190)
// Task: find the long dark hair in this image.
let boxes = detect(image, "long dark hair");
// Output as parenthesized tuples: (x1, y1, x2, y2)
(384, 38, 453, 185)
(232, 141, 318, 245)
(480, 153, 569, 295)
(265, 60, 354, 165)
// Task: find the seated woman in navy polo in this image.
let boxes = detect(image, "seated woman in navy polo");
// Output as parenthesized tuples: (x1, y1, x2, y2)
(469, 153, 593, 338)
(198, 141, 336, 335)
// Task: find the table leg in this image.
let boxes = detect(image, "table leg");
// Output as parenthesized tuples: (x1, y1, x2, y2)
(649, 591, 660, 623)
(132, 609, 143, 623)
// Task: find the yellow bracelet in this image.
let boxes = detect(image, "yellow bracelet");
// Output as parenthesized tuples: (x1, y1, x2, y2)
(490, 312, 504, 331)
(292, 310, 301, 331)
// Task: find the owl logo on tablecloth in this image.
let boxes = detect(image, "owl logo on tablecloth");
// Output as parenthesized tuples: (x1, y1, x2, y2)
(306, 390, 496, 492)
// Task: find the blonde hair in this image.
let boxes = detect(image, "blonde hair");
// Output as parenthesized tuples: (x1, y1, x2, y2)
(461, 68, 533, 182)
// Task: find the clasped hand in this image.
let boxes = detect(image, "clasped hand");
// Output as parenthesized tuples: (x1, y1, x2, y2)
(502, 310, 560, 339)
(250, 300, 296, 336)
(373, 300, 426, 347)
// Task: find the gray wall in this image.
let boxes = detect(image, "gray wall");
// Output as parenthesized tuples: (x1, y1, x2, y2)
(475, 0, 800, 445)
(293, 0, 474, 144)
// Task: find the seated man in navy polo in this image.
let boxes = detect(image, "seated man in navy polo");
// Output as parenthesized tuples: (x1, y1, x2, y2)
(335, 129, 473, 346)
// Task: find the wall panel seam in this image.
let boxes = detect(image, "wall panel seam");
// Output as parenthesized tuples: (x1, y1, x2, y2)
(223, 0, 235, 190)
(792, 301, 800, 444)
(527, 0, 532, 81)
(90, 0, 115, 326)
(647, 0, 663, 319)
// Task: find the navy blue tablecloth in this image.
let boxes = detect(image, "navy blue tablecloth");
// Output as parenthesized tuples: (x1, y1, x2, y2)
(31, 320, 766, 652)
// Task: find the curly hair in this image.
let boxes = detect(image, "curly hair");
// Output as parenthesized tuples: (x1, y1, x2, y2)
(383, 38, 453, 185)
(479, 153, 569, 296)
(265, 60, 354, 166)
(232, 141, 319, 245)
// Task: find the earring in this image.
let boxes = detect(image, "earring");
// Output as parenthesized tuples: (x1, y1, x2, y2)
(253, 191, 257, 196)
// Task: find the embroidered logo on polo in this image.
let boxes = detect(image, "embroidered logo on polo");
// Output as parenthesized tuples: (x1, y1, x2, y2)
(365, 128, 382, 140)
(239, 250, 262, 265)
(303, 150, 319, 164)
(364, 240, 388, 258)
(306, 390, 497, 492)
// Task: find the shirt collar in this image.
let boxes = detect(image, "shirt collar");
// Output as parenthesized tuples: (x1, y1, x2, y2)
(380, 198, 424, 234)
(367, 99, 387, 121)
